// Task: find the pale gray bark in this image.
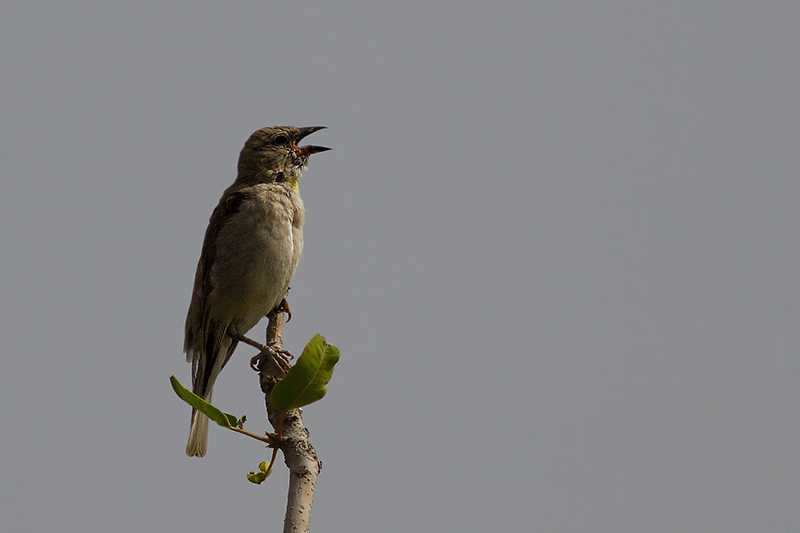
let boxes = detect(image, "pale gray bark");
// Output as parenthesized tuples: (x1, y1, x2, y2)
(258, 307, 322, 533)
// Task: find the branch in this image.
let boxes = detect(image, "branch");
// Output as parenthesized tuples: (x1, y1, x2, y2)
(258, 307, 322, 533)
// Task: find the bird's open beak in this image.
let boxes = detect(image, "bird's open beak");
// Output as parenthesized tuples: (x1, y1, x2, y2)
(296, 126, 331, 156)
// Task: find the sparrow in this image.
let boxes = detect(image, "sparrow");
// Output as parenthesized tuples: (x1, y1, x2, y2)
(184, 126, 330, 457)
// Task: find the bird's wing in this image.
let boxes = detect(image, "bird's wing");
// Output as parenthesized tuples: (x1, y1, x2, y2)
(184, 190, 250, 362)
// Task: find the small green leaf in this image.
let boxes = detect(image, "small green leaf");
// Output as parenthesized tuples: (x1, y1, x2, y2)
(270, 334, 340, 411)
(169, 376, 239, 428)
(247, 471, 266, 484)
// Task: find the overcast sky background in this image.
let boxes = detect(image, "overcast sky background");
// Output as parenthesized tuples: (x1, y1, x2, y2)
(1, 2, 797, 532)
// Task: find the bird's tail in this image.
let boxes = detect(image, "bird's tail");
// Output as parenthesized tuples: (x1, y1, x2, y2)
(186, 389, 213, 457)
(185, 327, 236, 457)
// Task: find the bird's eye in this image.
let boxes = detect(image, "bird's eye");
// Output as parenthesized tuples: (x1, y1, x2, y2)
(273, 134, 290, 145)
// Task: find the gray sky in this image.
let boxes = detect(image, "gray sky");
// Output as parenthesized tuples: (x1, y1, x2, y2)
(1, 1, 797, 531)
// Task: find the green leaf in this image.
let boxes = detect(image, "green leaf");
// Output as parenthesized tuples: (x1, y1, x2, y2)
(247, 471, 267, 484)
(169, 376, 239, 428)
(270, 334, 340, 411)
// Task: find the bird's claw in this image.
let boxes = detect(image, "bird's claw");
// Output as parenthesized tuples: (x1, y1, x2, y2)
(250, 345, 293, 374)
(278, 298, 292, 322)
(229, 329, 293, 373)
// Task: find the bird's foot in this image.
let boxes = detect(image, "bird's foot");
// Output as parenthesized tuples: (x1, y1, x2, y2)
(227, 332, 291, 374)
(278, 297, 292, 322)
(249, 345, 294, 374)
(232, 333, 267, 352)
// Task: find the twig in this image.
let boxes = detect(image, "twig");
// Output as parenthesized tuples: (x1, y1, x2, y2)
(258, 306, 322, 533)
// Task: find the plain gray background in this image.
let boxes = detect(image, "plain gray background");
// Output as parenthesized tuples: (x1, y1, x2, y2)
(1, 1, 797, 531)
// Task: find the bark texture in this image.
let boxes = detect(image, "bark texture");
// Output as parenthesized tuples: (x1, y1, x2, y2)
(259, 308, 322, 533)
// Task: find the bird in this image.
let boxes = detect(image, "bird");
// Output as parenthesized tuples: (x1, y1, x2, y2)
(183, 126, 330, 457)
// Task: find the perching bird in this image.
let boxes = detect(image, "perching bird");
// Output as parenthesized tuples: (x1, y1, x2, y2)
(184, 126, 330, 457)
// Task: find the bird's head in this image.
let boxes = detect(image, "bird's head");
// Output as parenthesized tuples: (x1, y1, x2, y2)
(236, 126, 330, 188)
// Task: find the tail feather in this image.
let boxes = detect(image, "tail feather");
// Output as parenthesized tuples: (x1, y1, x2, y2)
(186, 390, 213, 457)
(185, 326, 235, 457)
